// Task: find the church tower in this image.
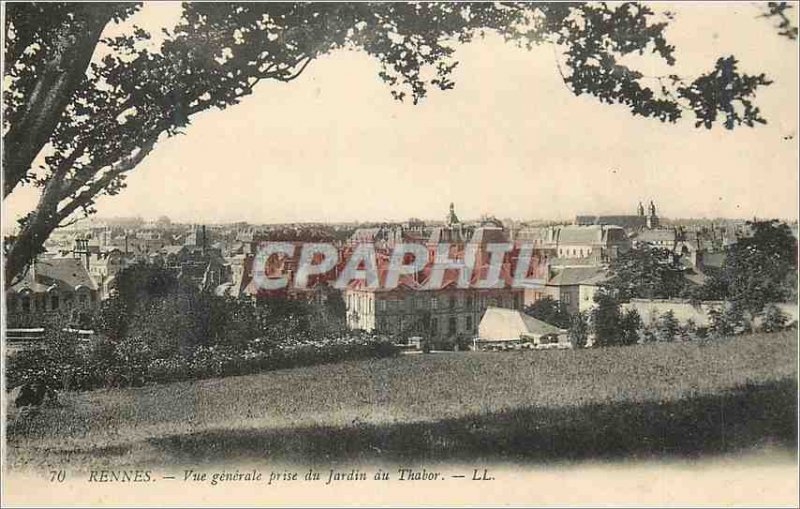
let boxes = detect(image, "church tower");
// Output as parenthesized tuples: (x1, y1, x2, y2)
(446, 202, 460, 226)
(646, 200, 659, 229)
(637, 201, 645, 217)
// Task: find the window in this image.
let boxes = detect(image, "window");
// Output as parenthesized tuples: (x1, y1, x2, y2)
(448, 317, 457, 334)
(450, 296, 456, 309)
(51, 294, 59, 311)
(430, 317, 438, 336)
(466, 296, 473, 308)
(431, 296, 438, 310)
(466, 315, 473, 331)
(562, 293, 571, 304)
(378, 299, 387, 312)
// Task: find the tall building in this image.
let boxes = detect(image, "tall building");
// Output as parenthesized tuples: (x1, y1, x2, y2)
(344, 280, 523, 347)
(344, 203, 523, 347)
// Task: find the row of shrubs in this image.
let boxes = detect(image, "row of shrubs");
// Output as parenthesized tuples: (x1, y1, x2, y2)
(7, 330, 398, 393)
(565, 292, 793, 348)
(7, 268, 396, 395)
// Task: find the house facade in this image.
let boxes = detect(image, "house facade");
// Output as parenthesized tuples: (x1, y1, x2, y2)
(523, 266, 608, 315)
(344, 285, 523, 346)
(6, 257, 100, 327)
(513, 224, 630, 262)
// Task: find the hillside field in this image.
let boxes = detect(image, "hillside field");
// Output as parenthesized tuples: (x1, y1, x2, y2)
(5, 330, 797, 469)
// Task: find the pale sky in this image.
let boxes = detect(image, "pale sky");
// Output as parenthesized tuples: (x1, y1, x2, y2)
(3, 2, 798, 226)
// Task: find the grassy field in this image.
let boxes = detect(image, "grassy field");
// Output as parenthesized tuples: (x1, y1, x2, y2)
(5, 330, 797, 469)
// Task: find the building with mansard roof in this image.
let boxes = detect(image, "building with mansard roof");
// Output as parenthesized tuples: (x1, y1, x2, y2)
(513, 224, 629, 262)
(6, 257, 99, 327)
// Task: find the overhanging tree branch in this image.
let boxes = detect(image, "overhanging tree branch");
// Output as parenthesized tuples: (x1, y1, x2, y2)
(2, 7, 111, 198)
(2, 2, 779, 287)
(55, 137, 159, 223)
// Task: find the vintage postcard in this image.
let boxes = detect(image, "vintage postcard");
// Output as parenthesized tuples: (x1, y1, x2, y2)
(1, 1, 798, 507)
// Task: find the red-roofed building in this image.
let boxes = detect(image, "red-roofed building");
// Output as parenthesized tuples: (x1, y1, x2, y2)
(343, 254, 524, 348)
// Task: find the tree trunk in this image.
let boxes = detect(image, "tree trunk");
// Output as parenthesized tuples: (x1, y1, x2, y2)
(4, 171, 67, 288)
(2, 7, 110, 198)
(4, 209, 59, 289)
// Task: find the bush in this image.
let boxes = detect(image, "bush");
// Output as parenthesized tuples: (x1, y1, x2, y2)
(6, 348, 61, 394)
(7, 286, 400, 394)
(524, 297, 571, 329)
(568, 312, 589, 348)
(641, 324, 658, 343)
(656, 310, 680, 342)
(7, 330, 400, 393)
(590, 290, 622, 347)
(708, 307, 734, 337)
(620, 308, 643, 345)
(759, 304, 788, 333)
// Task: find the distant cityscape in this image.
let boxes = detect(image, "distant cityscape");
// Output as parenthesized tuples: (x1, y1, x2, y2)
(7, 200, 798, 347)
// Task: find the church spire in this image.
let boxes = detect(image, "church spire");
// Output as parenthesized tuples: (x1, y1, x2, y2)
(446, 202, 460, 226)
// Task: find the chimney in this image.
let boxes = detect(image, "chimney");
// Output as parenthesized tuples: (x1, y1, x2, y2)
(74, 238, 90, 270)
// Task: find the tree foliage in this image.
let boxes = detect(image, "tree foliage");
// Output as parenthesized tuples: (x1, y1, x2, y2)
(524, 296, 571, 329)
(655, 309, 679, 342)
(3, 3, 776, 285)
(590, 289, 622, 347)
(760, 304, 789, 333)
(589, 290, 644, 347)
(707, 302, 752, 338)
(758, 2, 799, 40)
(619, 308, 643, 345)
(606, 245, 686, 301)
(568, 311, 589, 348)
(696, 220, 797, 314)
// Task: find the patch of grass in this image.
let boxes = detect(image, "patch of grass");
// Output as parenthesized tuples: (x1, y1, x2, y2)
(147, 378, 797, 465)
(6, 331, 797, 468)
